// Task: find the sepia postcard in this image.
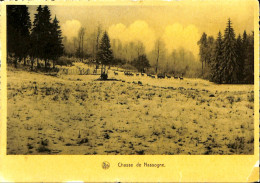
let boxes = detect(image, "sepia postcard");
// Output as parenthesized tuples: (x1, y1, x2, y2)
(0, 0, 259, 182)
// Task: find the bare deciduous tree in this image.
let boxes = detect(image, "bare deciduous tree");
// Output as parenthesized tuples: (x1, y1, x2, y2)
(78, 27, 85, 61)
(136, 41, 145, 58)
(154, 39, 165, 74)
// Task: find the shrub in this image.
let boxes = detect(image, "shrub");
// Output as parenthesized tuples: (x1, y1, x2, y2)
(236, 97, 241, 102)
(37, 145, 51, 153)
(56, 56, 74, 66)
(101, 73, 108, 80)
(37, 139, 51, 153)
(227, 136, 245, 154)
(247, 93, 254, 102)
(226, 96, 235, 105)
(121, 63, 136, 71)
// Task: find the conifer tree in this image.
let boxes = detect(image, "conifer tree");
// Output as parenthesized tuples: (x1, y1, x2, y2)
(211, 31, 223, 83)
(30, 5, 43, 69)
(41, 6, 53, 69)
(242, 31, 248, 49)
(244, 32, 254, 83)
(222, 18, 238, 83)
(97, 31, 113, 74)
(235, 34, 245, 82)
(197, 32, 208, 76)
(206, 36, 215, 67)
(50, 16, 64, 68)
(7, 6, 17, 61)
(132, 54, 150, 73)
(7, 5, 31, 67)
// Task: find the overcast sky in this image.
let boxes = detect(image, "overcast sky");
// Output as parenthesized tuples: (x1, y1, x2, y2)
(28, 0, 255, 56)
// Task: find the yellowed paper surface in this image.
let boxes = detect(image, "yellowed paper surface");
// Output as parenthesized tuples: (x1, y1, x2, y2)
(0, 0, 259, 182)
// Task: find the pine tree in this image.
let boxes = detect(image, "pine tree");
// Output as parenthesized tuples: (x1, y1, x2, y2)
(7, 5, 31, 67)
(97, 31, 113, 75)
(132, 54, 150, 73)
(235, 34, 245, 82)
(211, 31, 223, 83)
(242, 30, 252, 83)
(242, 31, 248, 49)
(41, 6, 53, 69)
(244, 32, 254, 83)
(222, 18, 238, 83)
(204, 36, 215, 79)
(7, 6, 16, 60)
(197, 32, 208, 77)
(206, 36, 215, 66)
(50, 16, 64, 68)
(30, 5, 43, 69)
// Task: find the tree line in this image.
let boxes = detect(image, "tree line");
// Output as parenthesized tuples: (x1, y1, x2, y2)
(6, 5, 133, 75)
(67, 24, 198, 77)
(62, 18, 199, 77)
(63, 24, 151, 75)
(7, 5, 64, 70)
(197, 18, 254, 84)
(8, 7, 253, 83)
(93, 30, 150, 77)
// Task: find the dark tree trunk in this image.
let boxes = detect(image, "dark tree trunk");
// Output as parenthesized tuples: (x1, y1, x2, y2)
(14, 57, 18, 68)
(82, 37, 84, 62)
(156, 46, 160, 74)
(45, 59, 47, 70)
(31, 57, 34, 71)
(201, 60, 204, 77)
(79, 40, 81, 61)
(37, 58, 39, 68)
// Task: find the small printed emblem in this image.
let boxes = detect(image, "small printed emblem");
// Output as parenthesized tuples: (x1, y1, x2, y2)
(102, 161, 110, 170)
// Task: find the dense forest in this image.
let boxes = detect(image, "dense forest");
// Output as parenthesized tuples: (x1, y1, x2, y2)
(7, 5, 254, 84)
(197, 19, 254, 84)
(7, 5, 64, 70)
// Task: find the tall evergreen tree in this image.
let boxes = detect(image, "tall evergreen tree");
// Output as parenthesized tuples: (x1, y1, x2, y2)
(50, 16, 64, 68)
(206, 36, 215, 66)
(30, 5, 43, 69)
(242, 31, 249, 76)
(235, 34, 245, 82)
(244, 32, 254, 83)
(97, 31, 113, 73)
(7, 5, 31, 67)
(41, 6, 53, 69)
(242, 31, 248, 49)
(222, 18, 238, 83)
(211, 31, 223, 83)
(7, 6, 16, 60)
(197, 32, 208, 76)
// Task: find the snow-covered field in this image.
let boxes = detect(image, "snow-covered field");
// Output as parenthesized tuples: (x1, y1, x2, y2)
(7, 66, 254, 155)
